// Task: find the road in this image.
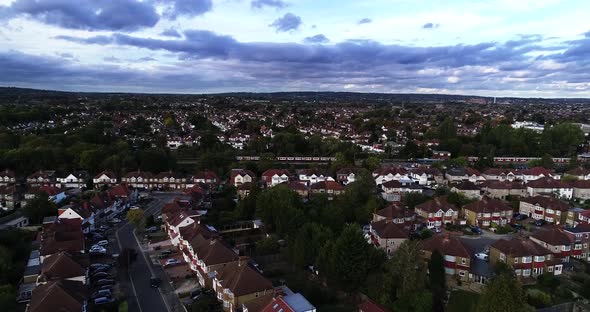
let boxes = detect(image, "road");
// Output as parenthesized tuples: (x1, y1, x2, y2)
(115, 193, 181, 312)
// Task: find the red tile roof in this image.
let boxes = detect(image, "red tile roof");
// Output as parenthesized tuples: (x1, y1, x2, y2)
(421, 234, 471, 258)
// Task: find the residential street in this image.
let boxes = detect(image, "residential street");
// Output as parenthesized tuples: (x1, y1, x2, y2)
(116, 193, 182, 312)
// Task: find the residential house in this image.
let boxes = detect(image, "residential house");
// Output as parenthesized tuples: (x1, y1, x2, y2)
(372, 167, 411, 186)
(0, 169, 16, 186)
(415, 197, 460, 229)
(237, 183, 255, 199)
(519, 196, 570, 225)
(185, 234, 239, 288)
(526, 177, 573, 199)
(573, 180, 590, 201)
(155, 171, 188, 190)
(462, 197, 513, 227)
(212, 258, 274, 312)
(262, 169, 290, 187)
(0, 211, 29, 230)
(0, 185, 19, 209)
(530, 227, 574, 263)
(372, 203, 415, 224)
(230, 169, 256, 187)
(490, 238, 562, 281)
(381, 180, 422, 197)
(519, 167, 558, 183)
(57, 171, 88, 189)
(167, 211, 200, 246)
(563, 224, 590, 262)
(482, 181, 527, 199)
(193, 170, 220, 186)
(358, 299, 390, 312)
(482, 168, 519, 182)
(286, 181, 309, 198)
(408, 167, 443, 185)
(369, 220, 410, 256)
(421, 234, 472, 282)
(566, 207, 587, 227)
(450, 181, 481, 199)
(27, 170, 59, 188)
(297, 169, 333, 187)
(336, 168, 361, 185)
(445, 168, 485, 184)
(39, 218, 85, 263)
(259, 293, 316, 312)
(36, 252, 88, 285)
(309, 181, 345, 199)
(121, 170, 154, 189)
(57, 204, 95, 233)
(432, 150, 451, 160)
(565, 167, 590, 181)
(27, 280, 88, 312)
(92, 171, 117, 188)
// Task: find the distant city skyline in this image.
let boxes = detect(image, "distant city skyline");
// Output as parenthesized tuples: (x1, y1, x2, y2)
(1, 0, 590, 97)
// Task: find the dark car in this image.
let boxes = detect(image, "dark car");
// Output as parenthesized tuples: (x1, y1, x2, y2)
(470, 226, 483, 234)
(90, 263, 111, 270)
(94, 279, 115, 286)
(510, 223, 523, 230)
(91, 289, 112, 299)
(150, 277, 161, 288)
(92, 272, 113, 279)
(534, 219, 547, 226)
(91, 266, 110, 274)
(514, 214, 528, 221)
(94, 297, 116, 305)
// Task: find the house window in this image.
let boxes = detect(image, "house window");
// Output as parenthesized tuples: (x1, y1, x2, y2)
(514, 258, 518, 263)
(515, 269, 522, 276)
(459, 271, 466, 277)
(523, 269, 531, 276)
(461, 258, 467, 265)
(500, 253, 506, 261)
(522, 256, 532, 263)
(548, 266, 553, 272)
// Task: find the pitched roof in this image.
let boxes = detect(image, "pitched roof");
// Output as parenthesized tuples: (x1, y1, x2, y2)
(375, 203, 413, 219)
(574, 180, 590, 189)
(484, 181, 526, 190)
(262, 169, 290, 178)
(358, 299, 391, 312)
(463, 197, 512, 213)
(108, 183, 131, 197)
(415, 196, 457, 213)
(310, 180, 344, 191)
(520, 167, 553, 176)
(189, 236, 238, 266)
(452, 181, 480, 191)
(521, 196, 569, 212)
(371, 220, 410, 239)
(28, 280, 87, 312)
(566, 167, 590, 176)
(527, 177, 569, 189)
(93, 170, 116, 179)
(40, 252, 86, 282)
(421, 234, 471, 258)
(373, 167, 408, 177)
(215, 259, 273, 296)
(491, 238, 551, 257)
(531, 227, 573, 246)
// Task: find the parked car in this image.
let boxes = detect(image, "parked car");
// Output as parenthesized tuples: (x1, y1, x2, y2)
(108, 218, 121, 224)
(91, 289, 112, 299)
(534, 219, 547, 226)
(99, 225, 110, 231)
(434, 227, 442, 233)
(514, 214, 528, 221)
(98, 285, 113, 292)
(92, 272, 113, 279)
(94, 297, 115, 305)
(94, 279, 115, 286)
(95, 240, 109, 247)
(510, 223, 523, 230)
(90, 263, 111, 270)
(470, 226, 483, 234)
(146, 226, 159, 233)
(475, 253, 489, 261)
(91, 266, 110, 274)
(90, 246, 107, 253)
(190, 288, 202, 300)
(160, 250, 173, 257)
(150, 277, 161, 288)
(164, 258, 181, 267)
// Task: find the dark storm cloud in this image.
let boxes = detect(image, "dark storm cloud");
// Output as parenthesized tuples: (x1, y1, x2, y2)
(358, 18, 372, 25)
(160, 28, 182, 38)
(0, 0, 160, 31)
(251, 0, 288, 9)
(19, 28, 590, 94)
(270, 13, 302, 32)
(304, 34, 329, 44)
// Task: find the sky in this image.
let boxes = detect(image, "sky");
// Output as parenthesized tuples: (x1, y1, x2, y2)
(1, 0, 590, 97)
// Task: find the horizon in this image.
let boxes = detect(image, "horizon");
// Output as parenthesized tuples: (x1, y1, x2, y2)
(1, 0, 590, 97)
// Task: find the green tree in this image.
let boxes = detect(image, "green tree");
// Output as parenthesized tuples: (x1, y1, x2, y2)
(477, 272, 532, 312)
(256, 186, 303, 235)
(388, 240, 428, 311)
(324, 225, 384, 292)
(234, 185, 260, 220)
(365, 156, 381, 171)
(438, 117, 457, 140)
(429, 250, 446, 312)
(0, 284, 16, 312)
(127, 209, 145, 229)
(23, 192, 58, 224)
(290, 223, 333, 267)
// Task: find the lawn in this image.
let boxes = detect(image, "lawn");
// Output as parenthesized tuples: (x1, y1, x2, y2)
(446, 290, 480, 312)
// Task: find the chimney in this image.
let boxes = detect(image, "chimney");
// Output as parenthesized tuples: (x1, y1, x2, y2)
(238, 256, 249, 267)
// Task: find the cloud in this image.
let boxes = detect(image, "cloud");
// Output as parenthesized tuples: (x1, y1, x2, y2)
(161, 0, 213, 19)
(160, 28, 182, 38)
(0, 0, 160, 31)
(251, 0, 288, 9)
(358, 18, 372, 25)
(422, 22, 440, 29)
(269, 13, 302, 32)
(17, 29, 590, 96)
(304, 34, 329, 44)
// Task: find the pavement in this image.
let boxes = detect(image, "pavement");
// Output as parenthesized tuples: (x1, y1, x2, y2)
(115, 193, 184, 312)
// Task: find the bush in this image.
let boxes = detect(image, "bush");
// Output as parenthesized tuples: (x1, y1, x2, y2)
(527, 289, 552, 308)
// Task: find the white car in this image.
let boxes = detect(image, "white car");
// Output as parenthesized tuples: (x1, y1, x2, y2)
(95, 240, 109, 247)
(90, 246, 107, 253)
(475, 253, 489, 261)
(164, 258, 181, 266)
